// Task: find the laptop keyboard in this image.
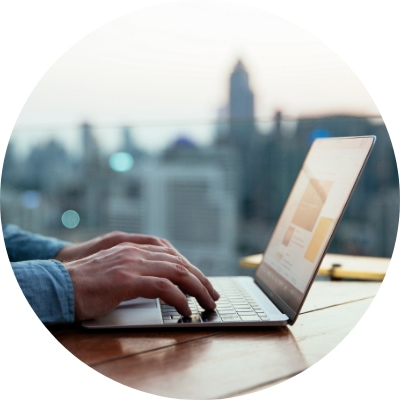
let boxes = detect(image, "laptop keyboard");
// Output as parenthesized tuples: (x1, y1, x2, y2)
(161, 278, 270, 324)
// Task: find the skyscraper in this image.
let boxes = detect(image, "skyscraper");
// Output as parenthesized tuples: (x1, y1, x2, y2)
(229, 60, 254, 118)
(225, 59, 258, 218)
(228, 59, 256, 147)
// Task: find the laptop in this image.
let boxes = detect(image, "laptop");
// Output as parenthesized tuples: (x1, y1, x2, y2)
(82, 135, 376, 329)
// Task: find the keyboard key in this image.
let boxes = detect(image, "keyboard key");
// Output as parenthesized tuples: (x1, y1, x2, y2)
(221, 315, 242, 322)
(201, 310, 221, 322)
(237, 311, 258, 316)
(218, 309, 237, 315)
(240, 315, 261, 321)
(161, 277, 269, 325)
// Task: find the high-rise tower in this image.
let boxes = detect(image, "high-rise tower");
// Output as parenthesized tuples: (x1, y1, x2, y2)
(228, 59, 256, 148)
(229, 60, 254, 120)
(226, 60, 257, 217)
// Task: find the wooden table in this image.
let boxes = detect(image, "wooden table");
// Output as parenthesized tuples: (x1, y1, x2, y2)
(49, 258, 384, 400)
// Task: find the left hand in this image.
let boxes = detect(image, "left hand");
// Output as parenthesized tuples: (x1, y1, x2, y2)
(56, 230, 179, 261)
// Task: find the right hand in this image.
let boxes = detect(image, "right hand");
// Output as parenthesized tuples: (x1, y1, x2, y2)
(64, 242, 220, 322)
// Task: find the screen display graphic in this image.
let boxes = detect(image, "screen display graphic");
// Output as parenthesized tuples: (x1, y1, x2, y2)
(255, 136, 375, 316)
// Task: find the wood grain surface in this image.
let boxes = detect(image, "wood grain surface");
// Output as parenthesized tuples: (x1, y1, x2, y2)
(50, 279, 380, 399)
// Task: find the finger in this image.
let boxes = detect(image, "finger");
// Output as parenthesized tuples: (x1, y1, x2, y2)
(93, 232, 168, 252)
(168, 252, 220, 301)
(112, 242, 220, 302)
(129, 276, 192, 317)
(137, 244, 220, 301)
(182, 262, 220, 301)
(117, 232, 172, 248)
(138, 260, 217, 310)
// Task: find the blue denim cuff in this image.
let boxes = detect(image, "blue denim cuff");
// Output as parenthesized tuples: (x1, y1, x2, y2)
(12, 259, 75, 325)
(3, 224, 70, 262)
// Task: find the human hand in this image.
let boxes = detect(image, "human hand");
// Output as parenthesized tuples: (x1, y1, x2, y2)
(55, 230, 179, 262)
(64, 242, 220, 321)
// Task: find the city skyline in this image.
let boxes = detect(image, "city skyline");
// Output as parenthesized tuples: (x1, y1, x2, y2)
(9, 1, 381, 156)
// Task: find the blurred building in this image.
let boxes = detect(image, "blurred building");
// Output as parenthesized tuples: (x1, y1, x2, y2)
(102, 161, 239, 274)
(228, 60, 256, 147)
(143, 163, 238, 275)
(216, 59, 258, 219)
(2, 60, 398, 263)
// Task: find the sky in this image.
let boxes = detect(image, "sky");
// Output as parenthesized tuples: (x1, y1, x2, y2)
(1, 1, 400, 400)
(10, 0, 381, 155)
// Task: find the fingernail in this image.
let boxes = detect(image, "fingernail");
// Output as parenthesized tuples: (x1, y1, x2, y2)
(213, 289, 220, 301)
(184, 306, 192, 317)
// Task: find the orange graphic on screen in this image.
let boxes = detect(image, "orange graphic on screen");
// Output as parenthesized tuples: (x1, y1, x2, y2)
(292, 179, 333, 232)
(304, 216, 333, 263)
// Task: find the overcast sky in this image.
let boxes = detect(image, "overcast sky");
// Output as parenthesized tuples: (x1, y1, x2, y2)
(11, 0, 380, 154)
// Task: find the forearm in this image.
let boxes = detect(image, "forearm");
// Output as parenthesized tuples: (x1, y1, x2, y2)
(12, 260, 75, 325)
(3, 224, 70, 262)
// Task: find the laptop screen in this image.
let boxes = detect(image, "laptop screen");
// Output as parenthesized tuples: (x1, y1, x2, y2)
(255, 136, 375, 323)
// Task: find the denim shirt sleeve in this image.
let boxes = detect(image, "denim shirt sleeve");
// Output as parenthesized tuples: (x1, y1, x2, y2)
(3, 224, 70, 261)
(12, 260, 75, 324)
(3, 225, 75, 324)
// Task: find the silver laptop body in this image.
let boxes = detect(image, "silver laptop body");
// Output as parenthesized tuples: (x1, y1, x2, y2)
(82, 136, 375, 329)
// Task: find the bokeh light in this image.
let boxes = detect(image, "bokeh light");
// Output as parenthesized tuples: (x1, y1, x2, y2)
(61, 210, 80, 229)
(20, 190, 42, 209)
(109, 152, 134, 172)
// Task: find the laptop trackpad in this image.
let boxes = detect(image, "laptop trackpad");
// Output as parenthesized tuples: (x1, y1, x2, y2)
(82, 298, 162, 328)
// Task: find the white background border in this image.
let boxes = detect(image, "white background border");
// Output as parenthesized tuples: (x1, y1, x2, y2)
(1, 1, 399, 399)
